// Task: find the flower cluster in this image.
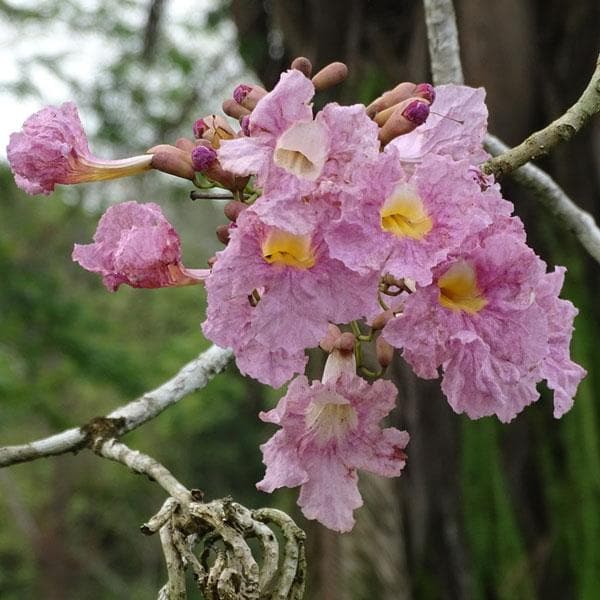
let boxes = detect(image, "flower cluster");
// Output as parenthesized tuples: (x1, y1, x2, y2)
(7, 58, 586, 532)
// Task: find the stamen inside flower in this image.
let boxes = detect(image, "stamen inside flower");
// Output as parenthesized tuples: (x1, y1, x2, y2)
(380, 185, 432, 240)
(438, 261, 487, 314)
(273, 120, 328, 180)
(305, 392, 358, 443)
(262, 229, 316, 269)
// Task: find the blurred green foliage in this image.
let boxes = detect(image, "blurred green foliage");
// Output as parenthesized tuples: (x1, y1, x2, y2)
(0, 164, 281, 598)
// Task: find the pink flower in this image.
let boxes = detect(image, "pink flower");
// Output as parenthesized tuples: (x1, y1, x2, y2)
(257, 368, 409, 532)
(250, 102, 381, 236)
(72, 201, 207, 292)
(202, 210, 380, 387)
(382, 218, 586, 422)
(326, 153, 512, 285)
(7, 102, 152, 195)
(218, 70, 324, 197)
(218, 71, 382, 235)
(388, 84, 489, 164)
(535, 267, 587, 418)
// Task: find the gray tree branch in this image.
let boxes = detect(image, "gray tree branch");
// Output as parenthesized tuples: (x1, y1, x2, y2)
(483, 55, 600, 179)
(422, 0, 600, 265)
(422, 0, 464, 85)
(0, 344, 233, 468)
(485, 134, 600, 264)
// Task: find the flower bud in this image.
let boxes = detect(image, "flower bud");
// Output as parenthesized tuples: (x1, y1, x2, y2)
(378, 98, 430, 146)
(192, 140, 247, 191)
(193, 115, 236, 149)
(415, 83, 436, 104)
(376, 336, 395, 368)
(367, 82, 417, 118)
(312, 62, 348, 92)
(192, 118, 208, 139)
(322, 347, 357, 384)
(175, 137, 195, 152)
(233, 84, 267, 111)
(403, 99, 430, 125)
(240, 115, 251, 136)
(224, 200, 247, 222)
(334, 332, 356, 353)
(222, 98, 251, 120)
(216, 223, 231, 245)
(191, 145, 218, 172)
(233, 84, 252, 105)
(371, 310, 394, 331)
(319, 324, 343, 352)
(147, 144, 195, 180)
(290, 56, 313, 77)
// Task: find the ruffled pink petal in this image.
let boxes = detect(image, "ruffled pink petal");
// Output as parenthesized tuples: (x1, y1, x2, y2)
(72, 201, 201, 291)
(297, 452, 362, 532)
(256, 430, 309, 492)
(388, 84, 489, 164)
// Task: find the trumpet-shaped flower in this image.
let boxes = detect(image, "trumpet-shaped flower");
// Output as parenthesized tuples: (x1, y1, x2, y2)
(257, 365, 409, 532)
(382, 218, 586, 422)
(217, 70, 320, 195)
(7, 102, 152, 195)
(72, 201, 207, 291)
(326, 153, 513, 284)
(202, 210, 380, 387)
(218, 70, 382, 235)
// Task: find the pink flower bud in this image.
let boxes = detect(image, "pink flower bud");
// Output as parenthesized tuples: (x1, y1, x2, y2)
(191, 145, 218, 171)
(367, 82, 417, 118)
(319, 324, 343, 352)
(415, 83, 436, 104)
(224, 200, 247, 222)
(371, 310, 394, 331)
(240, 115, 251, 136)
(192, 115, 236, 149)
(312, 62, 348, 92)
(216, 223, 231, 245)
(376, 336, 394, 368)
(175, 137, 195, 152)
(233, 84, 268, 111)
(233, 84, 253, 105)
(334, 332, 356, 353)
(148, 144, 195, 180)
(192, 118, 208, 138)
(222, 98, 251, 120)
(402, 99, 430, 125)
(378, 98, 430, 145)
(290, 56, 313, 77)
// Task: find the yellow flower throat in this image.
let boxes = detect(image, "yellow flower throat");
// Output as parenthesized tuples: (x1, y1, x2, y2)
(437, 261, 487, 314)
(261, 229, 316, 269)
(380, 186, 433, 240)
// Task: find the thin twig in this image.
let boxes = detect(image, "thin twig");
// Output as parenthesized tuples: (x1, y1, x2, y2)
(0, 344, 233, 468)
(93, 438, 192, 504)
(483, 55, 600, 178)
(158, 523, 188, 600)
(485, 134, 600, 264)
